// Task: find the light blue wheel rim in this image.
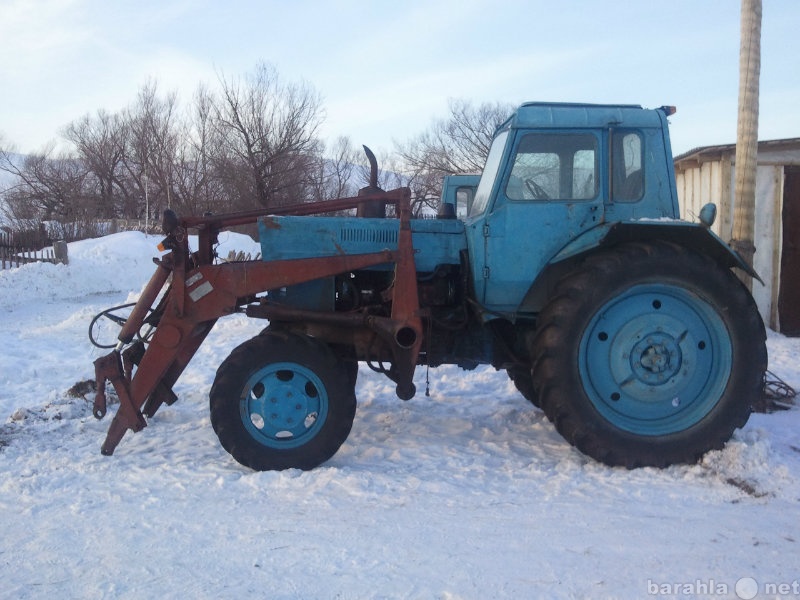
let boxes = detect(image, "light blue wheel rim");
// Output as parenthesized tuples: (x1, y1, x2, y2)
(578, 284, 732, 436)
(240, 362, 329, 449)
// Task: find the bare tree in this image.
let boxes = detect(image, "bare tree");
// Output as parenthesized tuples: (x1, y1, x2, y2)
(306, 136, 361, 203)
(171, 84, 226, 215)
(398, 99, 513, 173)
(63, 110, 128, 218)
(0, 145, 99, 239)
(3, 62, 406, 239)
(61, 83, 182, 227)
(396, 99, 514, 212)
(123, 80, 180, 226)
(211, 62, 324, 210)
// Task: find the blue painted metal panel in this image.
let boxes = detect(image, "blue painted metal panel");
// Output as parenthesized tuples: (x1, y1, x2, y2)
(258, 216, 466, 273)
(481, 197, 605, 310)
(549, 222, 612, 262)
(267, 279, 334, 311)
(509, 102, 660, 129)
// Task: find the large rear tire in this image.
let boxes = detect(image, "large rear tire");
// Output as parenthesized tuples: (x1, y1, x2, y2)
(531, 242, 766, 468)
(210, 330, 356, 471)
(507, 365, 540, 407)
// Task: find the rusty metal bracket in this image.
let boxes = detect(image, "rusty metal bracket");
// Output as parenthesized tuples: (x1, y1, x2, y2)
(93, 350, 148, 455)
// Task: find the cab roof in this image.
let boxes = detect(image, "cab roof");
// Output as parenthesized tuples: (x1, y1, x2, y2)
(503, 102, 668, 130)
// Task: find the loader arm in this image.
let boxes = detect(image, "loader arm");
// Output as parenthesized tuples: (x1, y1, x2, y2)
(93, 187, 420, 456)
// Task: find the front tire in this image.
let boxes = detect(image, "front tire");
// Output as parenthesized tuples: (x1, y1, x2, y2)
(531, 242, 766, 468)
(210, 331, 356, 471)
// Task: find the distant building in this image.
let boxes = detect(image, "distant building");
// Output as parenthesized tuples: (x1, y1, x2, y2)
(674, 139, 800, 335)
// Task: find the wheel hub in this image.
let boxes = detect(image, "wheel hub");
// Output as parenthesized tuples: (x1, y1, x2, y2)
(261, 384, 319, 434)
(631, 333, 682, 383)
(241, 363, 327, 448)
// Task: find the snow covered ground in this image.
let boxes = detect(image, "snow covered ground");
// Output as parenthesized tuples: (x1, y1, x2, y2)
(1, 232, 799, 599)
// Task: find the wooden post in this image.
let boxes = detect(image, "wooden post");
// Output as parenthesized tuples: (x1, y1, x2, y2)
(53, 240, 69, 265)
(731, 0, 762, 289)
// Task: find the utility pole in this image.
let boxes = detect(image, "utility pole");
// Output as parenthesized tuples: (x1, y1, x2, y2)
(731, 0, 762, 289)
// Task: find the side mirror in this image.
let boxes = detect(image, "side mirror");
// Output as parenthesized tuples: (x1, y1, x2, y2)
(699, 203, 717, 229)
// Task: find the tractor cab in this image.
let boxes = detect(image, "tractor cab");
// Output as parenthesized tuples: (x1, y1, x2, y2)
(464, 103, 682, 313)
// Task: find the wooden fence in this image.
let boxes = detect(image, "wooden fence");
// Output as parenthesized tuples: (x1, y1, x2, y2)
(0, 231, 68, 270)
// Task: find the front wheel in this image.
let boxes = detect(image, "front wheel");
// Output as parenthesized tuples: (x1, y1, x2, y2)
(531, 242, 766, 468)
(210, 331, 356, 471)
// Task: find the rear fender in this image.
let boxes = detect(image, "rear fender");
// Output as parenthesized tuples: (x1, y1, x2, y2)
(519, 221, 762, 313)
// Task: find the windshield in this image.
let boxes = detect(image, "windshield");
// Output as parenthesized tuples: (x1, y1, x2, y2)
(469, 130, 509, 217)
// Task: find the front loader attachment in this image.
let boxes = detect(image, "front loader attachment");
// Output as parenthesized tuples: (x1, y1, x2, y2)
(92, 186, 422, 456)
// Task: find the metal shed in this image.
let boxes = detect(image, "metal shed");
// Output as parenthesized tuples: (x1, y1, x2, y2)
(674, 139, 800, 335)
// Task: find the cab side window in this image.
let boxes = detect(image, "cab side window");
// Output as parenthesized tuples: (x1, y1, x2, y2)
(456, 187, 473, 218)
(505, 133, 598, 201)
(613, 131, 644, 201)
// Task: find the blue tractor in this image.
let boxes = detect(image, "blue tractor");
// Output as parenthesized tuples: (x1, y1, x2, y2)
(93, 102, 767, 470)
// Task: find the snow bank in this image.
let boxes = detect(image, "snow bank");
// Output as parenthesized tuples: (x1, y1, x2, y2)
(0, 230, 263, 311)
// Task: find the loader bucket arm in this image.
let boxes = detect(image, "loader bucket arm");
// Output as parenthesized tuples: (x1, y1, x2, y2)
(92, 187, 421, 456)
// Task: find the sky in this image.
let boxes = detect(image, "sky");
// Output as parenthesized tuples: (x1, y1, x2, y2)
(1, 0, 798, 158)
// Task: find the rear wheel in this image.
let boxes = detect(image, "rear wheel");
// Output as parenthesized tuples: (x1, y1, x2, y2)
(210, 331, 356, 471)
(507, 364, 540, 407)
(531, 242, 766, 468)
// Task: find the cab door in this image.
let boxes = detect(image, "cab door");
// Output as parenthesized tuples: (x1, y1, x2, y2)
(467, 129, 604, 313)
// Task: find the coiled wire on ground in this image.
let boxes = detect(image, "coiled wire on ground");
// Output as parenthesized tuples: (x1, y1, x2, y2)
(758, 369, 797, 412)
